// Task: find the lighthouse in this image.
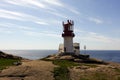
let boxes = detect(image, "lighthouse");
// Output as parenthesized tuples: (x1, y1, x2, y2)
(62, 20, 75, 54)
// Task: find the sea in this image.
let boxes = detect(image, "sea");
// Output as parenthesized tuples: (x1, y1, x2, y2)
(2, 50, 120, 63)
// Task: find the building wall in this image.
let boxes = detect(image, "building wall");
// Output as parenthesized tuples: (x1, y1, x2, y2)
(59, 43, 80, 55)
(59, 44, 64, 53)
(73, 43, 80, 55)
(64, 37, 74, 53)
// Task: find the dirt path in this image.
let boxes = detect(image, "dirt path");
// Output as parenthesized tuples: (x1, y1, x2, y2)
(0, 60, 55, 80)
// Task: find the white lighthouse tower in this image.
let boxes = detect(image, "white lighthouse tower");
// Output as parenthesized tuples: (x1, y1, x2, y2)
(62, 20, 75, 54)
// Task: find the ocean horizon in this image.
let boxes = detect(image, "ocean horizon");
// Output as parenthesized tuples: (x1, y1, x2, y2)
(2, 50, 120, 63)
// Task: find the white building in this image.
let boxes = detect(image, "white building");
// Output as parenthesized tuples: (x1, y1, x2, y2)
(59, 43, 80, 55)
(59, 20, 80, 55)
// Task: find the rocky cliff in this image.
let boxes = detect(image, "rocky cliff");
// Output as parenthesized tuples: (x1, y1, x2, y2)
(0, 51, 22, 59)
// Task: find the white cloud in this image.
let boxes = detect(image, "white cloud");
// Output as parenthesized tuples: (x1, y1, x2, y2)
(89, 17, 103, 24)
(0, 12, 24, 21)
(26, 0, 46, 8)
(88, 33, 112, 43)
(0, 9, 65, 28)
(4, 0, 46, 9)
(44, 0, 81, 15)
(0, 10, 24, 21)
(23, 31, 60, 38)
(3, 0, 58, 11)
(34, 21, 49, 25)
(0, 9, 26, 21)
(0, 23, 35, 31)
(76, 31, 112, 43)
(0, 9, 23, 16)
(49, 20, 61, 25)
(74, 29, 85, 33)
(89, 34, 111, 43)
(43, 0, 63, 7)
(69, 8, 80, 15)
(48, 11, 67, 18)
(3, 0, 81, 18)
(0, 28, 13, 34)
(0, 9, 49, 25)
(75, 30, 120, 50)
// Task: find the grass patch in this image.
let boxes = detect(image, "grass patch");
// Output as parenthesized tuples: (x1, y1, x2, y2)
(114, 68, 120, 73)
(81, 63, 98, 68)
(0, 58, 20, 70)
(42, 58, 108, 80)
(54, 66, 69, 80)
(79, 72, 108, 80)
(94, 72, 108, 80)
(80, 78, 89, 80)
(53, 60, 79, 80)
(41, 59, 80, 80)
(41, 58, 80, 80)
(117, 77, 120, 80)
(53, 60, 79, 67)
(0, 66, 6, 70)
(42, 59, 98, 80)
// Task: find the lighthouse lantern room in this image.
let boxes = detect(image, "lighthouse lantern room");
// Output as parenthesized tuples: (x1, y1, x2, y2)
(62, 20, 75, 54)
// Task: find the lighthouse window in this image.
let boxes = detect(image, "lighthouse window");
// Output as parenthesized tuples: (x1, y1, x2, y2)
(70, 26, 73, 31)
(74, 46, 79, 49)
(64, 47, 66, 52)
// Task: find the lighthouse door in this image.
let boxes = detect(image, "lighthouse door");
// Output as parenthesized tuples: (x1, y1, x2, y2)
(64, 47, 66, 53)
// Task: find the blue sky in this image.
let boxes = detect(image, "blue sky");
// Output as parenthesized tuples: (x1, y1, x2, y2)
(0, 0, 120, 50)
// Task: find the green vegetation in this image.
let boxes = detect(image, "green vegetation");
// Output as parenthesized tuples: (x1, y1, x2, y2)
(117, 77, 120, 80)
(40, 58, 79, 80)
(41, 59, 102, 80)
(79, 63, 98, 68)
(79, 72, 108, 80)
(41, 58, 82, 80)
(40, 58, 53, 61)
(80, 78, 89, 80)
(79, 70, 120, 80)
(41, 58, 120, 80)
(54, 66, 69, 80)
(94, 72, 107, 80)
(52, 60, 98, 80)
(53, 60, 79, 67)
(53, 60, 79, 80)
(114, 68, 120, 73)
(0, 58, 20, 70)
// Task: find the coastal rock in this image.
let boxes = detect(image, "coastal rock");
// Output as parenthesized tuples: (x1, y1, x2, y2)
(0, 51, 22, 59)
(45, 53, 106, 64)
(75, 66, 89, 70)
(0, 60, 55, 80)
(74, 59, 83, 62)
(59, 55, 75, 60)
(0, 54, 120, 80)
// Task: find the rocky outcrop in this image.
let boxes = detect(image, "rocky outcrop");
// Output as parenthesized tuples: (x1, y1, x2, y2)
(69, 62, 120, 80)
(45, 53, 106, 64)
(0, 51, 22, 59)
(0, 53, 120, 80)
(0, 60, 55, 80)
